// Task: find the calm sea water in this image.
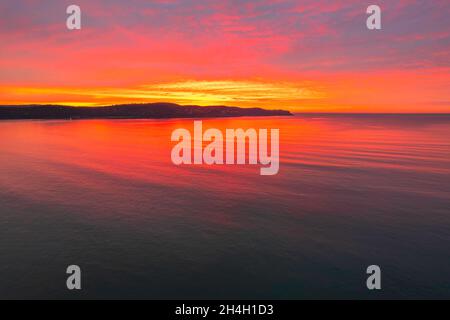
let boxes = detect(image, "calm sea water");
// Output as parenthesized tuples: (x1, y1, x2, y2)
(0, 115, 449, 299)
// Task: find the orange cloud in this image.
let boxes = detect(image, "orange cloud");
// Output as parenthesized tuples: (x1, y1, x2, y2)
(0, 0, 449, 112)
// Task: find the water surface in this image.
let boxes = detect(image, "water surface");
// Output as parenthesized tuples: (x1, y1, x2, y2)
(0, 115, 449, 299)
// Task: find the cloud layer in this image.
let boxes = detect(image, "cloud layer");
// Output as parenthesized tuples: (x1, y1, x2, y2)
(0, 0, 449, 111)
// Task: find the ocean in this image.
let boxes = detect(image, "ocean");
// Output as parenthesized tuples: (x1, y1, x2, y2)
(0, 114, 449, 299)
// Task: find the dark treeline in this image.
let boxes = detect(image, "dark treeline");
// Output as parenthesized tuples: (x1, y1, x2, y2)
(0, 103, 292, 120)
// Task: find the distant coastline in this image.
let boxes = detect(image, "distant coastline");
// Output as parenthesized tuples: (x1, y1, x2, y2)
(0, 103, 292, 120)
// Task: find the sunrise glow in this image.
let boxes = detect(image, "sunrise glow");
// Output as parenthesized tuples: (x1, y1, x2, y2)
(0, 0, 449, 112)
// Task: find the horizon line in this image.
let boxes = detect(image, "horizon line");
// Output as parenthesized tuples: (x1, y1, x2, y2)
(1, 103, 450, 115)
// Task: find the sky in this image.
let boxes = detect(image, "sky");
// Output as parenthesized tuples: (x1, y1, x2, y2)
(0, 0, 449, 112)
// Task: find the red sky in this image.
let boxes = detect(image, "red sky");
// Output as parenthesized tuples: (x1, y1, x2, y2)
(0, 0, 449, 112)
